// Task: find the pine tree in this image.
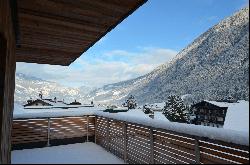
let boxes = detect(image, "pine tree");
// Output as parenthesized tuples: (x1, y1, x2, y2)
(126, 95, 137, 109)
(163, 95, 189, 123)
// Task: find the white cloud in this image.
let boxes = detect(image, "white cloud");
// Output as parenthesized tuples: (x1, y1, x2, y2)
(16, 47, 178, 88)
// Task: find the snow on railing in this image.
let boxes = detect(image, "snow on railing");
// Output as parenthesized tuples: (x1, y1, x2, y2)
(12, 111, 249, 164)
(95, 111, 249, 146)
(13, 108, 249, 146)
(95, 115, 249, 164)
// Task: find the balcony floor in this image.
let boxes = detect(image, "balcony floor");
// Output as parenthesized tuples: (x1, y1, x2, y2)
(12, 142, 124, 164)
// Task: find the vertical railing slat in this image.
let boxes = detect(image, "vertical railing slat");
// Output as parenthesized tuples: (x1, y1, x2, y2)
(123, 122, 128, 163)
(47, 118, 50, 147)
(86, 116, 89, 142)
(195, 138, 200, 164)
(150, 127, 155, 164)
(94, 116, 97, 144)
(106, 119, 110, 151)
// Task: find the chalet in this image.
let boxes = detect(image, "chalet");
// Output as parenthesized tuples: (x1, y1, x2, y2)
(191, 100, 228, 128)
(23, 99, 53, 107)
(68, 100, 82, 106)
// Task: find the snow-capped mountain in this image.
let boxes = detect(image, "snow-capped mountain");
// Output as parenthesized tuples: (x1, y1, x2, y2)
(15, 7, 249, 105)
(15, 73, 93, 105)
(84, 7, 249, 105)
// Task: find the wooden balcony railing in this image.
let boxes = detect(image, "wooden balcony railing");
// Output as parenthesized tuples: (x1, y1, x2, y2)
(12, 116, 96, 147)
(12, 115, 249, 164)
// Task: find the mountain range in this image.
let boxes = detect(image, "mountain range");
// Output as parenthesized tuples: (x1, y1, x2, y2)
(15, 7, 249, 105)
(15, 73, 92, 104)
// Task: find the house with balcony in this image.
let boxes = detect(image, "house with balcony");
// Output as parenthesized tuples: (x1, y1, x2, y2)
(191, 100, 228, 128)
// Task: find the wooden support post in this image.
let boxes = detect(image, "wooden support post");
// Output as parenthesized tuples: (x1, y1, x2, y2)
(150, 127, 155, 164)
(86, 116, 89, 142)
(0, 0, 16, 163)
(106, 119, 110, 151)
(123, 122, 128, 163)
(47, 118, 51, 147)
(94, 116, 97, 144)
(195, 138, 200, 164)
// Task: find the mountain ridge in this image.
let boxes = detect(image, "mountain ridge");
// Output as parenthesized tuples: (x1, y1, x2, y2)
(84, 7, 249, 104)
(15, 7, 249, 105)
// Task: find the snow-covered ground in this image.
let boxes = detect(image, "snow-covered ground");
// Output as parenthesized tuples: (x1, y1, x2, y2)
(154, 112, 169, 121)
(12, 142, 124, 164)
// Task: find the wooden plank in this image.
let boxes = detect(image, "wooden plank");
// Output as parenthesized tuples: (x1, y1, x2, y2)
(127, 151, 150, 164)
(154, 135, 195, 151)
(154, 146, 196, 164)
(199, 139, 249, 152)
(12, 131, 47, 135)
(19, 12, 107, 34)
(127, 143, 151, 155)
(19, 0, 122, 24)
(154, 143, 196, 160)
(155, 130, 195, 144)
(127, 131, 150, 141)
(200, 141, 249, 158)
(200, 153, 235, 164)
(200, 147, 249, 164)
(154, 150, 188, 164)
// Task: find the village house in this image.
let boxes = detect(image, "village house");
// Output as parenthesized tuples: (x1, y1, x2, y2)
(23, 97, 69, 109)
(23, 99, 53, 107)
(191, 100, 228, 128)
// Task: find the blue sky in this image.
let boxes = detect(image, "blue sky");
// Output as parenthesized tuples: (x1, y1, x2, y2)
(17, 0, 248, 88)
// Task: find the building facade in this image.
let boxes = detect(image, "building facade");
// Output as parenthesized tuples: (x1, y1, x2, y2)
(191, 101, 228, 128)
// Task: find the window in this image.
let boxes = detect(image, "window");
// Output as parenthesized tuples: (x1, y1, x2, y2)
(217, 117, 224, 121)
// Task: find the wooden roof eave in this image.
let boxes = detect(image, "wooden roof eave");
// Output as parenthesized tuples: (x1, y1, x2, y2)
(15, 0, 148, 66)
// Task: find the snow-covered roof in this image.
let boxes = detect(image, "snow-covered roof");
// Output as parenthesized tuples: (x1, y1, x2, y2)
(23, 99, 94, 110)
(205, 100, 231, 107)
(203, 100, 249, 133)
(223, 100, 249, 133)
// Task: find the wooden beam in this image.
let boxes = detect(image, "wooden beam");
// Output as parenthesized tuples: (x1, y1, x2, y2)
(0, 0, 16, 163)
(10, 0, 20, 45)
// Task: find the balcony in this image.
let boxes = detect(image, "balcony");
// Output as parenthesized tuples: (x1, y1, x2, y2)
(11, 111, 249, 164)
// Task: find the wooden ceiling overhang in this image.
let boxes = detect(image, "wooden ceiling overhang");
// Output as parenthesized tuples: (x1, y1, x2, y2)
(15, 0, 147, 66)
